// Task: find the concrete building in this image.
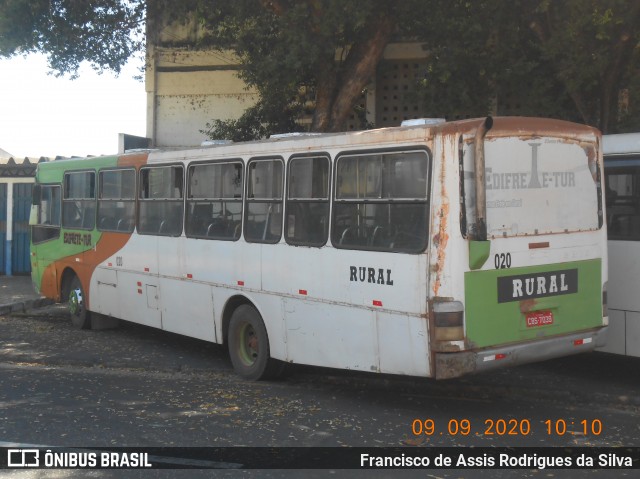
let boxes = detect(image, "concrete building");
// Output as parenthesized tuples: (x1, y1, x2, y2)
(146, 14, 259, 148)
(145, 15, 432, 148)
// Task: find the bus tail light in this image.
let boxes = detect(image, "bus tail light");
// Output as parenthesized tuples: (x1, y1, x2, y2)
(602, 281, 608, 321)
(433, 301, 464, 341)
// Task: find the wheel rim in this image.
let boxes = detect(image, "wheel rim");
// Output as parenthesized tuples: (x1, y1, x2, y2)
(69, 288, 83, 316)
(238, 322, 259, 366)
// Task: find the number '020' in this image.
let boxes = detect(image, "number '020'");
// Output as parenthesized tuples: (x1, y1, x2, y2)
(494, 253, 511, 269)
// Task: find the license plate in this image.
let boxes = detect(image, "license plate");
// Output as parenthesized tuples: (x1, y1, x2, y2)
(525, 311, 554, 328)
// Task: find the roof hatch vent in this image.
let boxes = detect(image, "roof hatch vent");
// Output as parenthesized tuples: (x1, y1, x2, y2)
(401, 118, 446, 127)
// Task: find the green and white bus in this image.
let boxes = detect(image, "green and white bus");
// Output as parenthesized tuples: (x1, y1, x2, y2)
(30, 117, 608, 380)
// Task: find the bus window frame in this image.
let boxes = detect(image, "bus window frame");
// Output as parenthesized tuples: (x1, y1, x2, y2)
(244, 156, 285, 244)
(32, 183, 62, 244)
(604, 154, 640, 241)
(137, 164, 185, 237)
(285, 153, 331, 248)
(62, 169, 97, 231)
(185, 158, 244, 241)
(458, 135, 470, 238)
(97, 167, 137, 234)
(331, 147, 431, 254)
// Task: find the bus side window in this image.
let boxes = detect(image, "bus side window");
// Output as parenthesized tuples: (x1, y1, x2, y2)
(138, 165, 184, 236)
(62, 171, 96, 230)
(186, 161, 243, 241)
(285, 155, 329, 247)
(97, 169, 136, 233)
(332, 150, 429, 253)
(605, 162, 640, 240)
(245, 158, 284, 244)
(32, 184, 61, 244)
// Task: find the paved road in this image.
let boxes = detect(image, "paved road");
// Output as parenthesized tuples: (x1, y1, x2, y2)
(1, 304, 639, 478)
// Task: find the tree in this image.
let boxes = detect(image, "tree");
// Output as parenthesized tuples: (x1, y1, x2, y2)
(190, 0, 640, 137)
(414, 1, 580, 122)
(0, 0, 145, 78)
(528, 0, 640, 133)
(2, 0, 639, 136)
(154, 0, 413, 137)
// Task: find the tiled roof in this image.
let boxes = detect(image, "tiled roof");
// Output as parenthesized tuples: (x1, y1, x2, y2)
(0, 156, 48, 177)
(0, 156, 54, 165)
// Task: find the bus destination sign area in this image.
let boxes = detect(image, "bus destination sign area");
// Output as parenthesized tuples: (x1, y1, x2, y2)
(497, 269, 578, 303)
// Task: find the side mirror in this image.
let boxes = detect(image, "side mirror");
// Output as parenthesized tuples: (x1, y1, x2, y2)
(32, 184, 41, 205)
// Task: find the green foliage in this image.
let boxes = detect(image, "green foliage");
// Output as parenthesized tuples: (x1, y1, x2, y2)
(412, 0, 640, 132)
(2, 0, 639, 134)
(181, 0, 400, 136)
(616, 67, 640, 133)
(200, 103, 301, 142)
(0, 0, 145, 77)
(528, 0, 640, 132)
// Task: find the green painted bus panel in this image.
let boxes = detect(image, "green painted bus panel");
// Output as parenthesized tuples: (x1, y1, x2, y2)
(468, 240, 491, 270)
(35, 229, 103, 262)
(464, 259, 602, 349)
(31, 156, 120, 288)
(36, 156, 119, 183)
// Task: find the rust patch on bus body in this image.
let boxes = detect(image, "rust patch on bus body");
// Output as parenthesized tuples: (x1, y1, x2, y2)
(519, 298, 538, 314)
(584, 143, 599, 182)
(118, 152, 149, 169)
(431, 134, 455, 297)
(435, 351, 476, 379)
(436, 116, 600, 141)
(432, 204, 449, 297)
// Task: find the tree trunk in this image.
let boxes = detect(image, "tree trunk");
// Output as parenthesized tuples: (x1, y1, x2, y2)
(312, 59, 339, 132)
(311, 11, 396, 132)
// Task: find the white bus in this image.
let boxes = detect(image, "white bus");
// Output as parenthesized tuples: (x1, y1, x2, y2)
(30, 117, 608, 380)
(602, 132, 640, 357)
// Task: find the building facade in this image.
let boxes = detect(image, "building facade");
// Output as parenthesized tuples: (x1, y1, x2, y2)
(146, 15, 432, 147)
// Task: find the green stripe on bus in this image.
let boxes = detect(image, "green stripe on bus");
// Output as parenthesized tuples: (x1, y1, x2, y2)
(36, 156, 120, 182)
(464, 259, 602, 349)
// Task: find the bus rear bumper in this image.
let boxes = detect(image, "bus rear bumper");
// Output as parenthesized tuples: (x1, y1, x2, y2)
(434, 327, 608, 379)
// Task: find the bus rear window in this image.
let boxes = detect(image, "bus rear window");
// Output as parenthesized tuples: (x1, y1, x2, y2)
(462, 137, 601, 238)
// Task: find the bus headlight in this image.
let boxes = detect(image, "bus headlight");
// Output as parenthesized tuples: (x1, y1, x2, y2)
(433, 301, 465, 341)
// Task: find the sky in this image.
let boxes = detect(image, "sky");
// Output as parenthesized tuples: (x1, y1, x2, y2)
(0, 53, 147, 159)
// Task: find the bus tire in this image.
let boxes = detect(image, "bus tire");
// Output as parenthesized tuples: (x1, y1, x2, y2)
(228, 305, 278, 380)
(68, 276, 91, 329)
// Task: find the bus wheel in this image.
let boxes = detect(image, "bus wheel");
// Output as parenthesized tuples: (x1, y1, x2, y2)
(228, 305, 277, 380)
(68, 276, 91, 329)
